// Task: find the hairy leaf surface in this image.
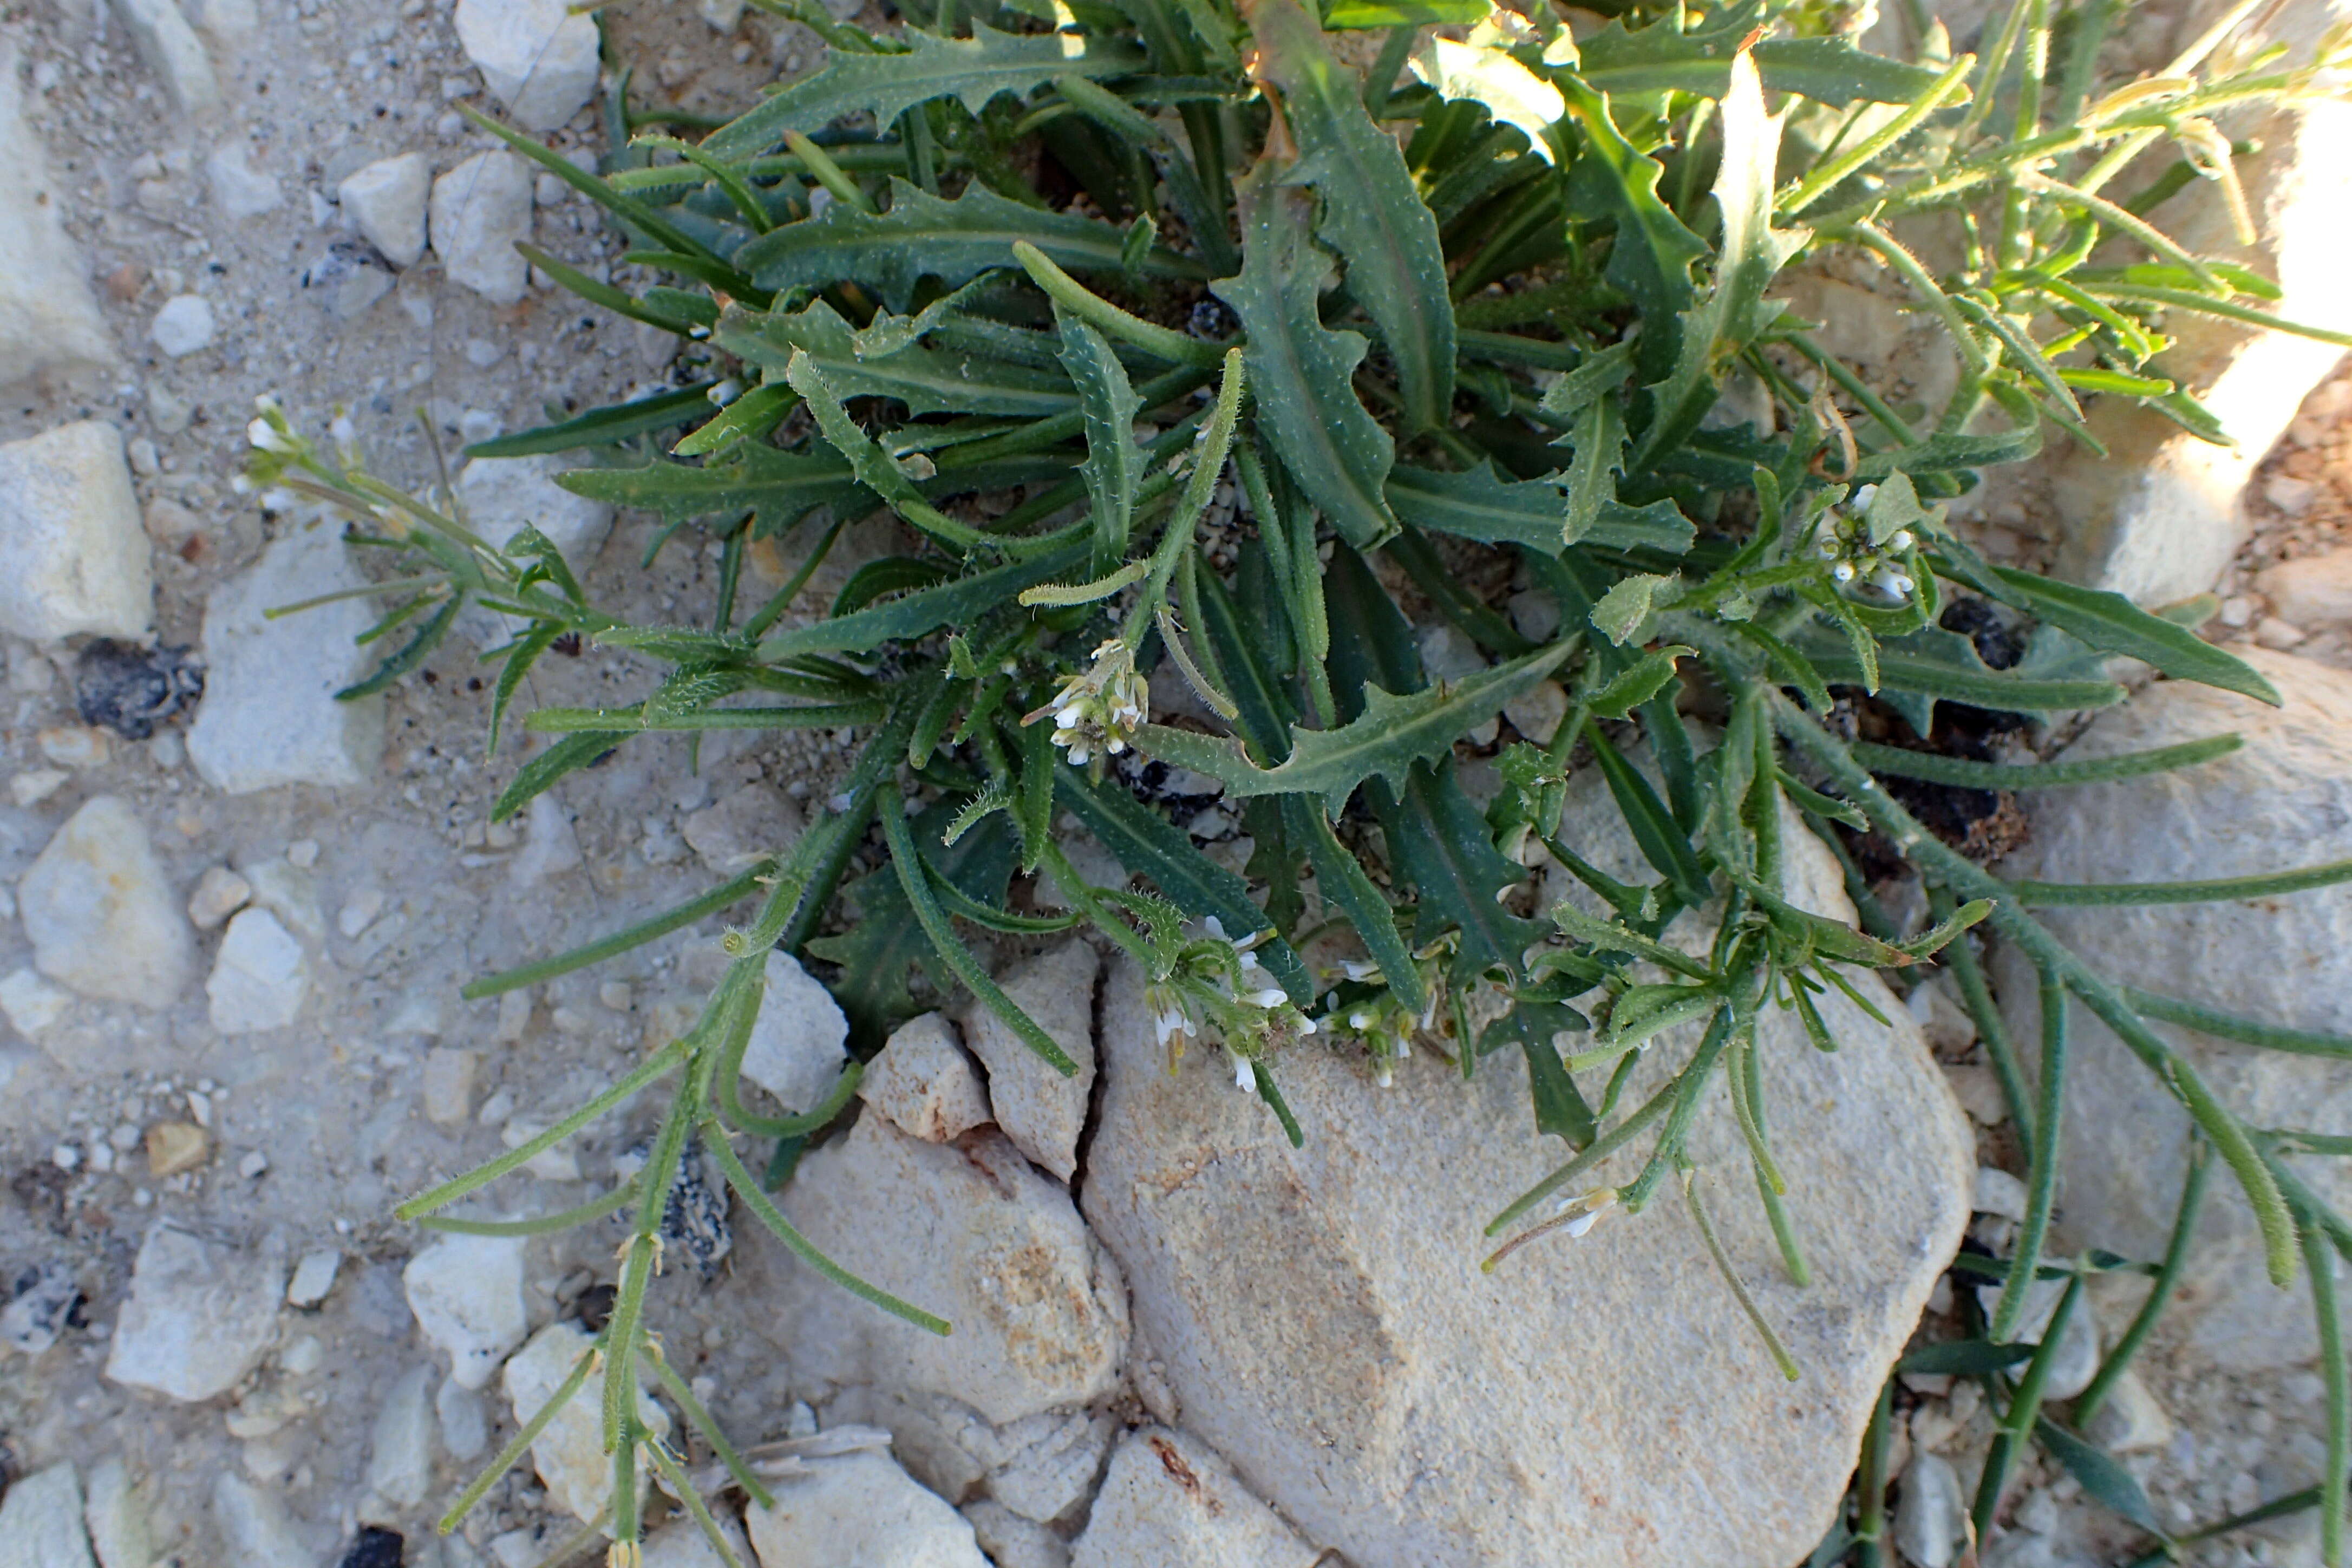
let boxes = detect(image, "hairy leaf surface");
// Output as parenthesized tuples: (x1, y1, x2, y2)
(703, 23, 1145, 160)
(1213, 164, 1400, 548)
(742, 180, 1206, 309)
(1138, 643, 1572, 814)
(1255, 0, 1456, 431)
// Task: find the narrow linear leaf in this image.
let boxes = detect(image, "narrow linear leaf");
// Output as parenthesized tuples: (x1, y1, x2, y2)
(466, 385, 719, 459)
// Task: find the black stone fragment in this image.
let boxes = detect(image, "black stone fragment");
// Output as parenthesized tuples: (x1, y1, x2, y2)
(337, 1525, 403, 1568)
(75, 640, 204, 740)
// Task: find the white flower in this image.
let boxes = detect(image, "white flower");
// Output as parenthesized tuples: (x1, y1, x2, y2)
(246, 417, 295, 455)
(1551, 1186, 1619, 1239)
(1227, 1050, 1254, 1090)
(1032, 639, 1146, 768)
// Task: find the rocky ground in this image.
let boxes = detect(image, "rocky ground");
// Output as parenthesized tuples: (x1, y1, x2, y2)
(0, 0, 2346, 1566)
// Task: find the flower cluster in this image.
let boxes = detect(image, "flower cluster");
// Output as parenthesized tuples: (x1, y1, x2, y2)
(1146, 917, 1317, 1088)
(1036, 638, 1147, 768)
(1329, 958, 1442, 1088)
(1807, 483, 1918, 604)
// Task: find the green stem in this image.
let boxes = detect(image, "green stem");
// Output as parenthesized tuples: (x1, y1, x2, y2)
(705, 1119, 951, 1334)
(2307, 1212, 2349, 1568)
(1991, 970, 2066, 1343)
(1773, 692, 2298, 1289)
(1972, 1273, 2083, 1537)
(2075, 1139, 2212, 1422)
(395, 1037, 691, 1219)
(460, 865, 774, 999)
(2005, 858, 2352, 906)
(1781, 53, 1978, 216)
(438, 1340, 599, 1533)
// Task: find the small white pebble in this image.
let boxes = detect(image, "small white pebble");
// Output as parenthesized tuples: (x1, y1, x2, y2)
(2253, 616, 2308, 651)
(286, 1249, 342, 1307)
(238, 1150, 270, 1179)
(52, 1143, 82, 1172)
(286, 839, 320, 869)
(10, 769, 69, 808)
(598, 981, 632, 1012)
(337, 888, 387, 939)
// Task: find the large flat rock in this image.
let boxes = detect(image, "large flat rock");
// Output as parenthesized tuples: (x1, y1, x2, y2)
(1996, 648, 2352, 1368)
(1082, 816, 1970, 1568)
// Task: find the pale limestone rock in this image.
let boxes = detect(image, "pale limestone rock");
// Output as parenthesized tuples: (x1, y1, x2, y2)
(2257, 547, 2352, 631)
(19, 796, 192, 1010)
(110, 0, 220, 114)
(338, 153, 431, 269)
(105, 1225, 284, 1403)
(365, 1366, 436, 1509)
(148, 295, 214, 357)
(82, 1455, 153, 1568)
(741, 1115, 1128, 1428)
(202, 142, 280, 217)
(187, 525, 386, 793)
(186, 866, 252, 930)
(422, 1047, 479, 1126)
(502, 1322, 669, 1525)
(741, 950, 849, 1113)
(1892, 1452, 1965, 1568)
(682, 782, 803, 876)
(962, 1502, 1066, 1568)
(2082, 1369, 2175, 1455)
(641, 1516, 752, 1568)
(205, 907, 308, 1034)
(957, 940, 1097, 1182)
(0, 57, 114, 387)
(858, 1012, 992, 1144)
(1995, 648, 2352, 1368)
(0, 423, 153, 642)
(284, 1249, 340, 1308)
(1070, 1427, 1320, 1568)
(509, 790, 583, 887)
(209, 1475, 307, 1568)
(1082, 795, 1969, 1568)
(745, 1452, 986, 1568)
(456, 452, 616, 565)
(452, 0, 603, 132)
(403, 1234, 527, 1390)
(429, 153, 533, 305)
(0, 1463, 94, 1568)
(0, 968, 73, 1037)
